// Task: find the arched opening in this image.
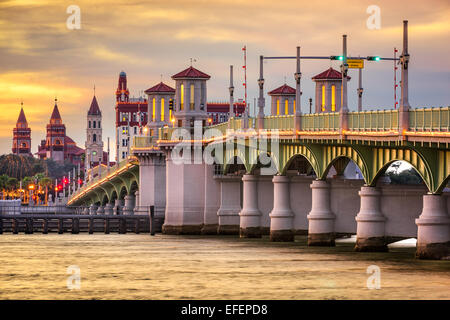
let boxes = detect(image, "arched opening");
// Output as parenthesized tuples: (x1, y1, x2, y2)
(285, 154, 316, 177)
(119, 186, 128, 200)
(101, 194, 109, 206)
(250, 153, 278, 176)
(93, 134, 97, 142)
(130, 180, 138, 196)
(110, 190, 118, 203)
(323, 156, 365, 181)
(377, 160, 425, 187)
(224, 156, 246, 175)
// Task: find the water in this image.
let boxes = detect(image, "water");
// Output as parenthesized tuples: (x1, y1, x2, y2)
(0, 234, 449, 299)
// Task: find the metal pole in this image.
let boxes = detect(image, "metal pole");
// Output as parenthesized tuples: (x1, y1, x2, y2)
(400, 20, 410, 110)
(257, 55, 265, 129)
(341, 35, 348, 112)
(229, 65, 234, 120)
(357, 66, 363, 112)
(294, 46, 302, 132)
(107, 137, 110, 173)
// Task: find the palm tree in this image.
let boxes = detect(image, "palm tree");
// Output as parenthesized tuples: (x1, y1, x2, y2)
(6, 177, 18, 199)
(39, 177, 52, 205)
(0, 174, 8, 199)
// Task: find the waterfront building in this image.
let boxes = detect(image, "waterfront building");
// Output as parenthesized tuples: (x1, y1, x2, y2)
(12, 107, 32, 156)
(36, 99, 84, 165)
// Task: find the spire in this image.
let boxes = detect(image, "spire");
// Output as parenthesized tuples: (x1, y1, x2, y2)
(50, 98, 63, 124)
(16, 106, 28, 127)
(88, 95, 101, 115)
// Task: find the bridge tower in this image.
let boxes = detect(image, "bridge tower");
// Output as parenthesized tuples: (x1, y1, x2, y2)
(144, 82, 175, 137)
(312, 68, 350, 113)
(171, 66, 210, 128)
(268, 84, 296, 116)
(85, 95, 104, 168)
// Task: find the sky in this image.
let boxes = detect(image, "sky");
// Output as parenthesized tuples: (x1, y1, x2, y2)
(0, 0, 449, 157)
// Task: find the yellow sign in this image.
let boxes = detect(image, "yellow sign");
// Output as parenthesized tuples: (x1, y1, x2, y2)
(347, 59, 364, 69)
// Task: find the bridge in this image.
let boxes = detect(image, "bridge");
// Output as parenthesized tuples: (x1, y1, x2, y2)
(69, 21, 450, 260)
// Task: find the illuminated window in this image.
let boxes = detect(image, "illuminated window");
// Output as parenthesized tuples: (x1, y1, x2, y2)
(285, 99, 288, 115)
(180, 84, 184, 110)
(161, 98, 165, 121)
(276, 99, 280, 115)
(169, 110, 173, 122)
(190, 84, 194, 110)
(152, 98, 156, 121)
(321, 85, 325, 112)
(331, 85, 336, 111)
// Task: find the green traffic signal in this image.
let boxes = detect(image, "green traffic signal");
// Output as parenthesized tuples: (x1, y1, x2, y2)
(330, 55, 344, 61)
(367, 56, 381, 61)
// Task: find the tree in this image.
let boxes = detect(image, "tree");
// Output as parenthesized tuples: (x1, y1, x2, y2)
(39, 177, 52, 205)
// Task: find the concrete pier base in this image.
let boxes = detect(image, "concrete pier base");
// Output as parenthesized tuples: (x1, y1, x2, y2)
(355, 186, 387, 252)
(89, 204, 97, 215)
(123, 195, 135, 215)
(113, 199, 123, 215)
(104, 203, 114, 215)
(162, 224, 203, 235)
(307, 180, 335, 246)
(96, 206, 105, 215)
(201, 224, 219, 235)
(239, 175, 262, 238)
(217, 175, 241, 235)
(415, 194, 450, 260)
(270, 175, 294, 242)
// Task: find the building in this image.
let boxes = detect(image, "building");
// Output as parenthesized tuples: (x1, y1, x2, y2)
(312, 67, 350, 113)
(115, 71, 148, 162)
(207, 101, 246, 124)
(85, 95, 108, 168)
(268, 84, 296, 116)
(12, 106, 32, 156)
(115, 69, 247, 161)
(36, 99, 84, 165)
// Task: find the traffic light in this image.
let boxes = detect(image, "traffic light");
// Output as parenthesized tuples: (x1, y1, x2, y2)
(330, 55, 344, 61)
(169, 99, 174, 110)
(367, 56, 381, 61)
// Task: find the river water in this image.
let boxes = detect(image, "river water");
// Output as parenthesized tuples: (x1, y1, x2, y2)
(0, 234, 449, 299)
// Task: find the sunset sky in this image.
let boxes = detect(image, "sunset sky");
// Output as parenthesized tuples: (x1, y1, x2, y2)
(0, 0, 449, 157)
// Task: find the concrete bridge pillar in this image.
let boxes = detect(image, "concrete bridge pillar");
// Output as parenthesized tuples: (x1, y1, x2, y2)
(239, 174, 262, 238)
(113, 199, 124, 215)
(133, 191, 140, 215)
(307, 180, 335, 246)
(355, 186, 387, 252)
(163, 152, 205, 235)
(415, 194, 450, 260)
(270, 175, 295, 242)
(135, 154, 166, 217)
(104, 203, 114, 215)
(89, 204, 98, 215)
(217, 175, 242, 235)
(96, 205, 105, 215)
(123, 195, 135, 215)
(201, 164, 221, 234)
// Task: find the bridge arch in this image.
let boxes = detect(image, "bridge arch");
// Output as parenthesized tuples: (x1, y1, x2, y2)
(224, 154, 248, 175)
(249, 151, 279, 176)
(366, 147, 435, 193)
(279, 145, 320, 176)
(118, 185, 128, 200)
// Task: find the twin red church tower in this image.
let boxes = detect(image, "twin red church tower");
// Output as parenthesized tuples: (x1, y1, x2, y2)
(12, 99, 85, 166)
